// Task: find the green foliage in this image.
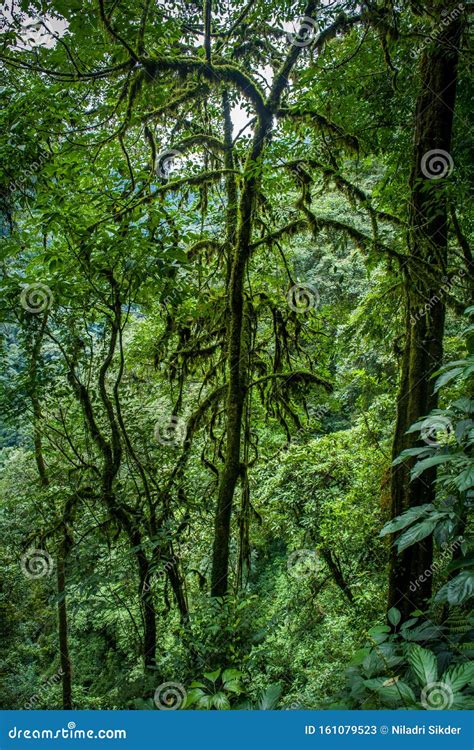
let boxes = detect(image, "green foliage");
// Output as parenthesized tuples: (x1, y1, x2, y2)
(335, 611, 474, 710)
(185, 668, 244, 710)
(0, 0, 471, 712)
(339, 314, 474, 710)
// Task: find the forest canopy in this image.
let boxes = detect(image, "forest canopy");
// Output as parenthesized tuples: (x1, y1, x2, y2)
(0, 0, 473, 712)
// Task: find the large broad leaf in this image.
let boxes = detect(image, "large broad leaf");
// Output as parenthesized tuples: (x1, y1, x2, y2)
(435, 571, 474, 605)
(259, 683, 282, 710)
(222, 680, 242, 695)
(212, 692, 231, 710)
(368, 625, 391, 635)
(222, 668, 242, 684)
(221, 669, 243, 694)
(448, 554, 474, 573)
(403, 622, 443, 642)
(407, 644, 438, 687)
(380, 505, 434, 536)
(363, 678, 416, 707)
(455, 465, 474, 492)
(434, 367, 464, 391)
(443, 663, 474, 693)
(392, 446, 433, 465)
(350, 648, 370, 666)
(396, 518, 440, 553)
(362, 645, 403, 677)
(452, 397, 474, 414)
(451, 694, 474, 709)
(411, 454, 455, 479)
(184, 687, 207, 708)
(197, 694, 214, 709)
(203, 669, 221, 683)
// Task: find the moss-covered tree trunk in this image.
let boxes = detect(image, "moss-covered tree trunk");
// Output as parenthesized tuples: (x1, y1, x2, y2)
(210, 7, 320, 595)
(210, 114, 272, 596)
(388, 7, 462, 617)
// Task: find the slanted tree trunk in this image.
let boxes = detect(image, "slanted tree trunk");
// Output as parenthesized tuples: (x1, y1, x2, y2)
(388, 6, 463, 617)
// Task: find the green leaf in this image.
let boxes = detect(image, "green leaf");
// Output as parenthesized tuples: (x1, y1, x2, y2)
(184, 688, 207, 707)
(451, 694, 474, 709)
(392, 447, 432, 466)
(363, 678, 416, 706)
(455, 465, 474, 492)
(259, 683, 282, 710)
(197, 694, 214, 709)
(434, 367, 464, 391)
(400, 617, 419, 634)
(368, 625, 391, 635)
(448, 554, 474, 573)
(388, 607, 401, 627)
(221, 668, 242, 685)
(351, 648, 370, 665)
(380, 505, 434, 536)
(407, 644, 438, 687)
(435, 571, 474, 605)
(411, 455, 455, 479)
(212, 692, 230, 710)
(443, 663, 474, 693)
(396, 519, 439, 553)
(403, 622, 443, 642)
(203, 669, 221, 683)
(222, 680, 242, 695)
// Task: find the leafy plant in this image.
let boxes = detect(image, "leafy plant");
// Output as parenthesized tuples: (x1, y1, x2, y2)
(185, 668, 243, 710)
(335, 609, 474, 709)
(236, 683, 283, 710)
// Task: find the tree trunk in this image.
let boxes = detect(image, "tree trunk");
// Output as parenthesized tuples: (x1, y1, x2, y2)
(137, 554, 157, 670)
(210, 115, 271, 596)
(57, 529, 73, 710)
(388, 8, 462, 618)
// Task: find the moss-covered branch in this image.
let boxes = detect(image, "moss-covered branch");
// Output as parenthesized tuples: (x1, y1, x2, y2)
(140, 57, 267, 116)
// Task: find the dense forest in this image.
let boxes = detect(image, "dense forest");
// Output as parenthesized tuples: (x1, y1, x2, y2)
(0, 0, 472, 712)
